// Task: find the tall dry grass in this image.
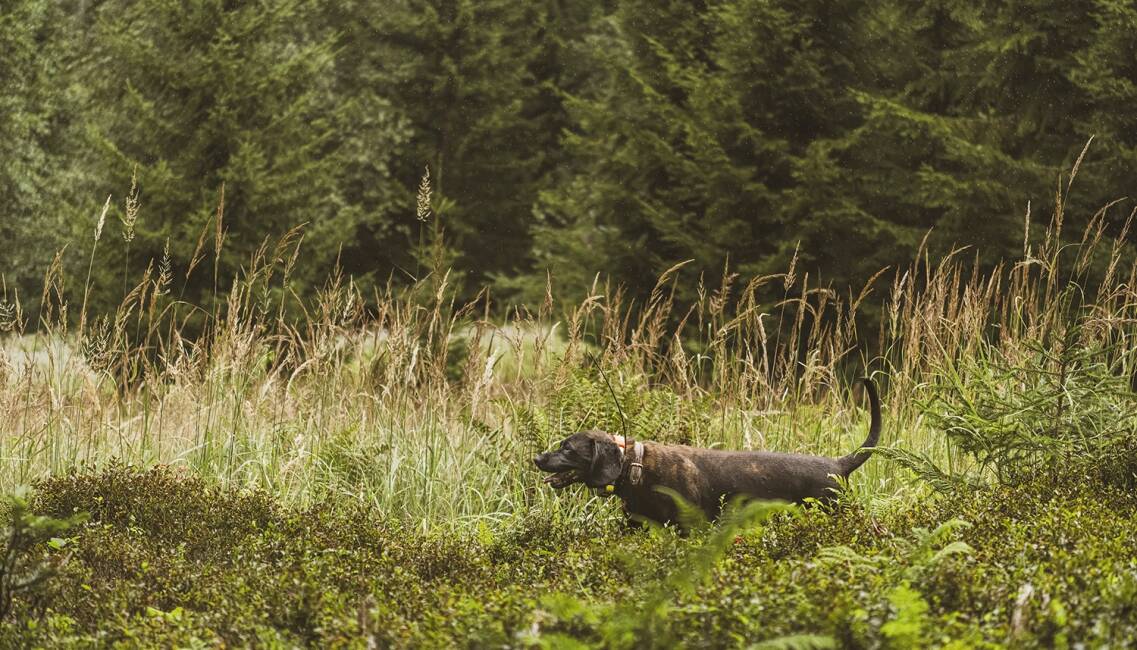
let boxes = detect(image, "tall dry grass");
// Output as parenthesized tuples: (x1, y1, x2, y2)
(2, 148, 1135, 530)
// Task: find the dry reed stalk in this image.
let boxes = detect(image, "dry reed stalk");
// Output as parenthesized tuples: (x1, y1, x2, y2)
(7, 145, 1137, 526)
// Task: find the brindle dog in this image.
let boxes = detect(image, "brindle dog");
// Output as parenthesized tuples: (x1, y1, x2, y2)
(534, 378, 881, 525)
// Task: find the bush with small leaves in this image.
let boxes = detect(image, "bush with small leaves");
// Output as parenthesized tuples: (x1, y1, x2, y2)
(0, 489, 87, 621)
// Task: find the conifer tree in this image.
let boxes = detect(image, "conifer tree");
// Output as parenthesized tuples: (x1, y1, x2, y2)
(0, 1, 74, 306)
(1068, 0, 1137, 227)
(75, 0, 407, 309)
(532, 0, 876, 303)
(343, 0, 562, 289)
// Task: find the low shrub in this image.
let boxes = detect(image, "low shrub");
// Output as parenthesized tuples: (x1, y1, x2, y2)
(1, 465, 1135, 647)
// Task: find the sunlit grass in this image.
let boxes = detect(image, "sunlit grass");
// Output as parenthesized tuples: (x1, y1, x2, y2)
(2, 153, 1134, 533)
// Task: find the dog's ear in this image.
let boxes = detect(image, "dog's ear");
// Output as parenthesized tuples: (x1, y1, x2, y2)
(585, 437, 623, 487)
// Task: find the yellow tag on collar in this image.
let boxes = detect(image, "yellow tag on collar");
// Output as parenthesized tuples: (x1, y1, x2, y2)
(605, 484, 615, 493)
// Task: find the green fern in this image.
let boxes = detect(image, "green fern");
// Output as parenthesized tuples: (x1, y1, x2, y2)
(881, 583, 931, 646)
(749, 635, 837, 650)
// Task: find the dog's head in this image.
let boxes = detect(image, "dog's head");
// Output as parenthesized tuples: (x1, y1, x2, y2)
(534, 430, 624, 489)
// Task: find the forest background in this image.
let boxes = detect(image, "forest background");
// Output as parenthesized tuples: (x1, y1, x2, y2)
(3, 0, 1136, 322)
(5, 4, 1137, 644)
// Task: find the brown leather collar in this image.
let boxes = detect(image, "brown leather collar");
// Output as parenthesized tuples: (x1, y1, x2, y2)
(596, 436, 644, 496)
(627, 440, 644, 486)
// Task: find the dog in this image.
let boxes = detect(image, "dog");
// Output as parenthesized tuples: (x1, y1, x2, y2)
(534, 378, 881, 525)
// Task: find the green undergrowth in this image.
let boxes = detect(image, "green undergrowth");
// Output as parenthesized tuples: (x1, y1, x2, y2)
(3, 465, 1136, 648)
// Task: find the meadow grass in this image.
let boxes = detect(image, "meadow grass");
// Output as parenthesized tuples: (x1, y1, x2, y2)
(2, 157, 1135, 534)
(4, 159, 1137, 646)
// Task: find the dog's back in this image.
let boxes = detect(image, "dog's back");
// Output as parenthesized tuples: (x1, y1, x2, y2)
(651, 446, 845, 508)
(621, 378, 882, 521)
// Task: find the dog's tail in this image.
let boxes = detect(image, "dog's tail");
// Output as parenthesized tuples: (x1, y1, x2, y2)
(837, 377, 881, 476)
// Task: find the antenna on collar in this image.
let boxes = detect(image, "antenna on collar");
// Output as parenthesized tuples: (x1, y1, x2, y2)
(589, 351, 630, 444)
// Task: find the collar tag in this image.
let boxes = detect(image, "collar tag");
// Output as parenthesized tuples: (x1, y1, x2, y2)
(593, 484, 617, 498)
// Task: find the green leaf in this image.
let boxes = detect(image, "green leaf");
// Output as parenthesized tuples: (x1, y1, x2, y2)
(750, 634, 837, 650)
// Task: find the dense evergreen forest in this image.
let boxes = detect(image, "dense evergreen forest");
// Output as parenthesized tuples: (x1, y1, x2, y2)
(3, 0, 1135, 318)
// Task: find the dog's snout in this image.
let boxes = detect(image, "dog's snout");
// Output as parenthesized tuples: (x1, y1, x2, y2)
(533, 453, 546, 467)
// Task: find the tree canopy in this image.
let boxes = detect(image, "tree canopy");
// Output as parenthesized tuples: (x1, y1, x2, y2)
(1, 0, 1133, 320)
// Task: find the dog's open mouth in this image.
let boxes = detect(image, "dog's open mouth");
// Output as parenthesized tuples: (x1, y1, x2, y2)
(542, 470, 579, 489)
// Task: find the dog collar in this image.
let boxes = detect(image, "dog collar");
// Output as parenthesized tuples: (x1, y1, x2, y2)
(596, 437, 644, 496)
(627, 440, 644, 486)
